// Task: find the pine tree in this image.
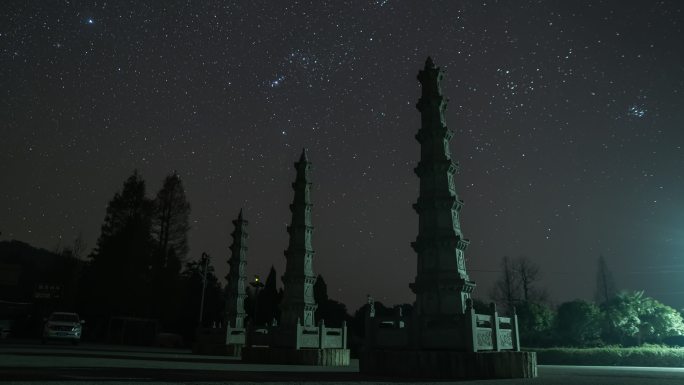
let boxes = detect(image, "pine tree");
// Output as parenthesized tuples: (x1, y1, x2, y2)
(595, 255, 617, 304)
(152, 172, 191, 270)
(88, 170, 155, 318)
(314, 274, 329, 304)
(257, 266, 280, 325)
(147, 172, 191, 327)
(314, 274, 349, 327)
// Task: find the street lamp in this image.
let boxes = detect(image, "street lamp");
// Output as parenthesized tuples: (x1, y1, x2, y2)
(250, 275, 265, 327)
(198, 252, 210, 326)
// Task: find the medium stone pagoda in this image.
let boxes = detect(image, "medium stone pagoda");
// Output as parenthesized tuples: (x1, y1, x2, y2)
(360, 58, 536, 379)
(242, 149, 349, 365)
(224, 209, 248, 354)
(279, 149, 318, 328)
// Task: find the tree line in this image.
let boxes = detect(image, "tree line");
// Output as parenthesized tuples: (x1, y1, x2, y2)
(44, 170, 351, 344)
(74, 170, 208, 341)
(488, 255, 684, 347)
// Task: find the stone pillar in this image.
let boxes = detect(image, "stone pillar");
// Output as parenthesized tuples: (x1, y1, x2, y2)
(491, 303, 500, 351)
(280, 149, 318, 328)
(319, 319, 325, 348)
(512, 307, 521, 352)
(466, 299, 478, 352)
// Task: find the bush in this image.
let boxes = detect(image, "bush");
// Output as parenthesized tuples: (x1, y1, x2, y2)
(601, 291, 684, 345)
(517, 301, 555, 347)
(535, 345, 684, 367)
(556, 300, 602, 346)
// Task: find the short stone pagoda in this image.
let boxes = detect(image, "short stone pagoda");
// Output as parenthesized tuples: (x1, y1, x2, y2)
(224, 209, 248, 355)
(360, 58, 537, 379)
(192, 210, 248, 356)
(242, 149, 349, 366)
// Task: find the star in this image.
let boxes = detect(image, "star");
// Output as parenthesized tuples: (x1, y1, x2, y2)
(628, 105, 647, 118)
(270, 75, 286, 88)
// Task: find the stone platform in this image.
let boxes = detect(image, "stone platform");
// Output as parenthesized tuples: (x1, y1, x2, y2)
(360, 349, 537, 379)
(242, 346, 350, 366)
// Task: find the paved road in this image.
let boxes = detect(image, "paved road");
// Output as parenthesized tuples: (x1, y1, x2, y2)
(2, 341, 684, 384)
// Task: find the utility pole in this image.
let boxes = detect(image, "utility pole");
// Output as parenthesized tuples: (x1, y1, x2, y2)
(250, 275, 265, 326)
(198, 252, 210, 325)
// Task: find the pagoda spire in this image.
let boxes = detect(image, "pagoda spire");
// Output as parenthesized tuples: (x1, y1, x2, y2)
(280, 149, 318, 327)
(410, 57, 476, 320)
(225, 209, 248, 329)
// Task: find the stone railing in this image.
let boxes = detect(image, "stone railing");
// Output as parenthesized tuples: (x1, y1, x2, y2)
(246, 319, 348, 350)
(247, 327, 271, 347)
(364, 298, 519, 353)
(295, 320, 348, 349)
(225, 320, 246, 346)
(364, 307, 410, 349)
(466, 301, 520, 352)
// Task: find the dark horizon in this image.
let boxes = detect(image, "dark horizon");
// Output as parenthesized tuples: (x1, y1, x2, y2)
(2, 1, 683, 312)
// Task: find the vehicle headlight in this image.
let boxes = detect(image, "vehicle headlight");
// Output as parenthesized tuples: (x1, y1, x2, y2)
(72, 326, 81, 332)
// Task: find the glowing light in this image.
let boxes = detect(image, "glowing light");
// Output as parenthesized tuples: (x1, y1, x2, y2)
(86, 18, 94, 25)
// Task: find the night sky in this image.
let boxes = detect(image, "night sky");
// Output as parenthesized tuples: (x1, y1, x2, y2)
(2, 1, 683, 311)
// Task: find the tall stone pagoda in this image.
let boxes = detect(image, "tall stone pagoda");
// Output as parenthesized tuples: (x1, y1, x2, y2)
(224, 209, 248, 351)
(359, 58, 536, 379)
(410, 57, 476, 339)
(280, 148, 318, 328)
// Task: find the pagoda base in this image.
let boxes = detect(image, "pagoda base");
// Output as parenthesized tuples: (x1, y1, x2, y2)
(242, 346, 350, 366)
(360, 349, 537, 379)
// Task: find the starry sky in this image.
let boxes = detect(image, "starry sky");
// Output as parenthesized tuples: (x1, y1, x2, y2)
(2, 1, 684, 311)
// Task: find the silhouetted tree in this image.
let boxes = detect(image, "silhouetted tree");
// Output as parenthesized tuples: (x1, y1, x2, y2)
(72, 232, 88, 260)
(152, 172, 191, 268)
(314, 274, 329, 304)
(256, 266, 280, 325)
(312, 274, 350, 327)
(313, 274, 329, 324)
(514, 256, 546, 302)
(85, 171, 155, 322)
(595, 255, 617, 304)
(146, 173, 191, 329)
(244, 286, 255, 323)
(176, 259, 224, 341)
(491, 256, 519, 313)
(491, 256, 547, 314)
(57, 246, 83, 311)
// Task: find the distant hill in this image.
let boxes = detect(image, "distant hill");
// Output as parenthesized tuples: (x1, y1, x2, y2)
(0, 240, 83, 305)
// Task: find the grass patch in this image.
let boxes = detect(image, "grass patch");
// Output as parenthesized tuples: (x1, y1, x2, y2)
(532, 345, 684, 367)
